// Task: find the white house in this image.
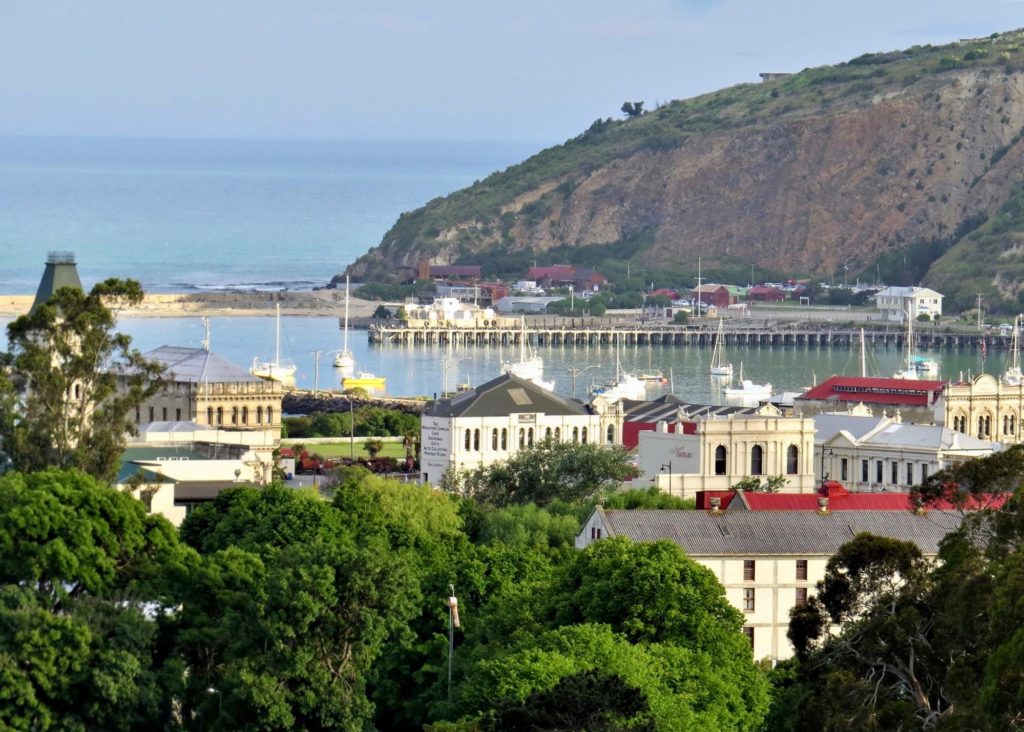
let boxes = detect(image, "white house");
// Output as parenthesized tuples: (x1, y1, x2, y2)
(636, 413, 818, 499)
(420, 373, 603, 485)
(873, 286, 943, 322)
(813, 412, 1000, 490)
(576, 507, 960, 663)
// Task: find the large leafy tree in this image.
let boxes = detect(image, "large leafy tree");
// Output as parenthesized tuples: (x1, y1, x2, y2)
(463, 439, 635, 507)
(0, 279, 162, 482)
(0, 469, 191, 729)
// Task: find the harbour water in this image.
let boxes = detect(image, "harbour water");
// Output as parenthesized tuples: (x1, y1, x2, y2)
(90, 316, 1016, 403)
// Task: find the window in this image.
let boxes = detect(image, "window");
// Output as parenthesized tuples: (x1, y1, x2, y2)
(743, 627, 754, 646)
(1012, 414, 1017, 435)
(545, 427, 551, 440)
(216, 407, 223, 425)
(554, 427, 560, 441)
(473, 429, 480, 451)
(242, 406, 248, 425)
(266, 407, 273, 424)
(464, 429, 471, 450)
(159, 407, 166, 421)
(751, 445, 764, 475)
(876, 460, 883, 483)
(861, 460, 869, 483)
(527, 428, 533, 447)
(921, 463, 929, 480)
(743, 588, 755, 612)
(590, 526, 602, 540)
(607, 424, 615, 444)
(149, 406, 154, 422)
(232, 407, 238, 425)
(519, 428, 526, 448)
(891, 461, 898, 485)
(743, 560, 756, 581)
(492, 429, 499, 450)
(135, 406, 140, 423)
(581, 427, 588, 444)
(796, 559, 808, 580)
(500, 428, 507, 450)
(706, 446, 723, 477)
(207, 407, 213, 425)
(175, 408, 181, 421)
(840, 458, 848, 482)
(786, 445, 799, 474)
(572, 427, 579, 443)
(907, 462, 915, 485)
(795, 588, 808, 606)
(257, 406, 263, 424)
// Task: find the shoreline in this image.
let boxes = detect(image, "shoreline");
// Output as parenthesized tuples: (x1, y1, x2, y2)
(0, 291, 390, 319)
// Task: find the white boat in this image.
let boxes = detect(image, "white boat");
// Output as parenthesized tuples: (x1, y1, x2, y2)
(1005, 314, 1023, 385)
(913, 355, 939, 376)
(893, 304, 920, 380)
(591, 334, 647, 401)
(722, 363, 772, 400)
(710, 319, 733, 376)
(501, 320, 554, 391)
(333, 274, 355, 369)
(250, 303, 297, 382)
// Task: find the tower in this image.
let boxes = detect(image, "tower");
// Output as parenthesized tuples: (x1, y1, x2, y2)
(32, 251, 83, 313)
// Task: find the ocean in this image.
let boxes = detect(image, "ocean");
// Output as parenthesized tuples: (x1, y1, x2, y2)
(0, 136, 542, 293)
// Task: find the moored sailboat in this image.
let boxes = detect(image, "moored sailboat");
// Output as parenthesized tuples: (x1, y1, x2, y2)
(710, 319, 733, 376)
(333, 275, 355, 369)
(250, 303, 297, 382)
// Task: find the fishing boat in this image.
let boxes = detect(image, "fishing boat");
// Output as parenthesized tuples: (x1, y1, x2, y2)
(1005, 315, 1023, 385)
(722, 363, 772, 400)
(709, 319, 733, 376)
(501, 320, 554, 391)
(333, 274, 355, 369)
(250, 303, 297, 382)
(342, 371, 386, 390)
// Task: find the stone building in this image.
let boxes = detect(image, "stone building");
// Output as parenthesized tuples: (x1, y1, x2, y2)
(944, 373, 1024, 444)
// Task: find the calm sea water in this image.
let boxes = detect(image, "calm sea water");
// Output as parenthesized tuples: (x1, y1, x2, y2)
(0, 137, 541, 293)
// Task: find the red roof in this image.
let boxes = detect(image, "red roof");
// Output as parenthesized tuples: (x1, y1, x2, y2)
(798, 375, 946, 406)
(528, 265, 575, 281)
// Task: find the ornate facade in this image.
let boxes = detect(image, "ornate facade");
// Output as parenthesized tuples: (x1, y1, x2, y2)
(944, 374, 1024, 444)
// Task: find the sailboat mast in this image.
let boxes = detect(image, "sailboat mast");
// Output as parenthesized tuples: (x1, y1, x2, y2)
(343, 275, 350, 352)
(275, 303, 281, 366)
(860, 328, 866, 378)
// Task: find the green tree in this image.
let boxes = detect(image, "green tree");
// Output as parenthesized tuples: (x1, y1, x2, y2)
(620, 101, 645, 117)
(673, 310, 689, 324)
(463, 439, 635, 507)
(372, 304, 392, 319)
(0, 279, 163, 482)
(601, 486, 695, 510)
(0, 469, 191, 729)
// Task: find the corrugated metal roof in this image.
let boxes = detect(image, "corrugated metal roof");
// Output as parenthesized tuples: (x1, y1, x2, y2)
(144, 346, 262, 383)
(598, 508, 960, 556)
(799, 376, 945, 406)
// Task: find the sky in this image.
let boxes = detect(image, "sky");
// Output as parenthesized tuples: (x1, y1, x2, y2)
(2, 0, 1024, 143)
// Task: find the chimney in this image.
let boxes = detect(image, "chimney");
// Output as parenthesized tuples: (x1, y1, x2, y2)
(817, 496, 829, 514)
(709, 496, 722, 513)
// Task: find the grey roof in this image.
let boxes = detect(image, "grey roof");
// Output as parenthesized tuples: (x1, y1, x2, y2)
(813, 413, 888, 443)
(31, 254, 84, 313)
(144, 346, 262, 384)
(590, 507, 960, 556)
(424, 373, 590, 418)
(137, 421, 204, 433)
(621, 396, 758, 424)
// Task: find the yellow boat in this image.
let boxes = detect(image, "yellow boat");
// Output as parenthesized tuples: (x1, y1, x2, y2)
(342, 371, 386, 390)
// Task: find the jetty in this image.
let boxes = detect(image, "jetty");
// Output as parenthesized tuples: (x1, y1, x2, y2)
(367, 320, 1014, 351)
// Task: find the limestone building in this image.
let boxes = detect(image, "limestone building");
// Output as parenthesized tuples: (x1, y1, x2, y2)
(420, 373, 603, 485)
(944, 373, 1024, 444)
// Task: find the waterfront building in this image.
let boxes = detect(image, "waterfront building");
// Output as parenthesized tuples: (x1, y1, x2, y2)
(635, 414, 817, 499)
(576, 506, 960, 663)
(420, 373, 603, 485)
(872, 286, 943, 322)
(813, 412, 1000, 490)
(691, 283, 736, 308)
(943, 373, 1024, 445)
(795, 375, 945, 423)
(598, 394, 766, 449)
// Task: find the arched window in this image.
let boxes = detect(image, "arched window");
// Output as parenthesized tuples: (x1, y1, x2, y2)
(607, 424, 615, 444)
(786, 445, 799, 475)
(232, 407, 238, 424)
(978, 415, 985, 436)
(501, 428, 508, 450)
(257, 406, 263, 424)
(573, 427, 579, 443)
(1005, 415, 1010, 436)
(554, 427, 561, 441)
(207, 407, 213, 425)
(714, 446, 727, 475)
(751, 445, 764, 475)
(519, 428, 526, 448)
(266, 406, 273, 424)
(216, 407, 224, 425)
(492, 429, 499, 450)
(473, 429, 480, 451)
(545, 427, 552, 440)
(527, 428, 534, 446)
(464, 429, 471, 450)
(985, 415, 992, 436)
(1012, 414, 1017, 435)
(581, 427, 588, 444)
(242, 406, 248, 425)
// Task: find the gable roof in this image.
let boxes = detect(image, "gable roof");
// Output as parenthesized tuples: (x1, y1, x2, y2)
(143, 346, 262, 384)
(424, 373, 591, 418)
(799, 376, 946, 407)
(587, 507, 960, 556)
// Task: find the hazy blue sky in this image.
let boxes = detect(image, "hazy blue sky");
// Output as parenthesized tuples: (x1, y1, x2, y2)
(3, 1, 1023, 142)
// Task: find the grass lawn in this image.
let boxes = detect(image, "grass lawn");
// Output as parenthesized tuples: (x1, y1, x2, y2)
(305, 441, 409, 460)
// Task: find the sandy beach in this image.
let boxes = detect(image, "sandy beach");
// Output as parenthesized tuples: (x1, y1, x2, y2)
(0, 290, 389, 319)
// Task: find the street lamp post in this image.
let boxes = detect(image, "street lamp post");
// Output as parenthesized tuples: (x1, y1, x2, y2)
(661, 461, 673, 497)
(819, 447, 833, 485)
(567, 364, 597, 399)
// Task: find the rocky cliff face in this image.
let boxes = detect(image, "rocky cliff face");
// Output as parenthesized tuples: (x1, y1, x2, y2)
(346, 32, 1024, 311)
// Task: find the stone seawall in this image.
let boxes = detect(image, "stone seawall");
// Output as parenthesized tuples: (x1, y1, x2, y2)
(283, 391, 426, 416)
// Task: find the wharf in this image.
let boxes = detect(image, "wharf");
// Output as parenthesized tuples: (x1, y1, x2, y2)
(367, 321, 1012, 351)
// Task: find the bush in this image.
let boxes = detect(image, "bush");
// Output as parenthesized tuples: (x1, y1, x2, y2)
(916, 313, 932, 322)
(673, 310, 689, 324)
